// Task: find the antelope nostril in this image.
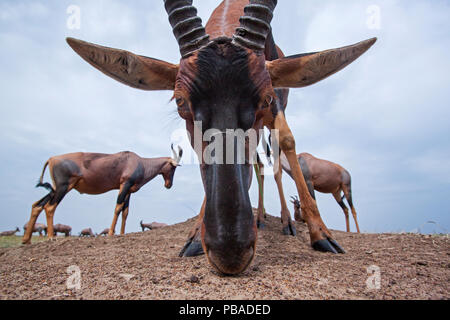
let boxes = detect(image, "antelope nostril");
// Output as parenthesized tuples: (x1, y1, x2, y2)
(207, 246, 255, 276)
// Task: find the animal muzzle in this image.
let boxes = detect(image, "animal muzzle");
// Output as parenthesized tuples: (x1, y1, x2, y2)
(164, 180, 173, 189)
(202, 163, 256, 275)
(206, 243, 255, 276)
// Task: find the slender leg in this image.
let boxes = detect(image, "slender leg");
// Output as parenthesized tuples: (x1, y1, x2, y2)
(109, 182, 132, 236)
(342, 184, 360, 233)
(255, 158, 266, 229)
(22, 194, 52, 244)
(45, 185, 72, 241)
(179, 196, 206, 257)
(333, 191, 350, 232)
(273, 113, 345, 253)
(109, 202, 125, 236)
(120, 194, 131, 235)
(44, 204, 57, 241)
(273, 155, 296, 236)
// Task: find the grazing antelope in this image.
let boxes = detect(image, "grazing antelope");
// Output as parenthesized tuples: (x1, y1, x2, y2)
(0, 227, 20, 237)
(140, 220, 168, 231)
(23, 222, 47, 237)
(53, 224, 72, 237)
(98, 228, 110, 237)
(65, 0, 376, 274)
(140, 220, 152, 231)
(79, 228, 96, 237)
(286, 153, 361, 233)
(22, 146, 183, 244)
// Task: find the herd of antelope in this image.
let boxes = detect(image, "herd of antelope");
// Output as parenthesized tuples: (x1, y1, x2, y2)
(4, 1, 376, 275)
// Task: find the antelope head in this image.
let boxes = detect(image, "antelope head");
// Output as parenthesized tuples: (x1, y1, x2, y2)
(66, 0, 376, 275)
(162, 144, 183, 189)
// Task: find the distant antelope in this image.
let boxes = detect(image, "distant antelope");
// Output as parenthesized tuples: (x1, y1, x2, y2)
(0, 227, 20, 237)
(23, 223, 47, 237)
(79, 228, 95, 237)
(53, 224, 72, 237)
(140, 220, 152, 231)
(22, 145, 183, 244)
(140, 220, 168, 231)
(98, 228, 110, 237)
(285, 153, 360, 233)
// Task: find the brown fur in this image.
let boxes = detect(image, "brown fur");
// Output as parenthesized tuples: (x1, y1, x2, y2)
(98, 228, 110, 237)
(53, 224, 72, 237)
(284, 153, 361, 233)
(23, 149, 182, 244)
(141, 221, 168, 231)
(23, 222, 47, 237)
(0, 227, 19, 237)
(79, 228, 95, 237)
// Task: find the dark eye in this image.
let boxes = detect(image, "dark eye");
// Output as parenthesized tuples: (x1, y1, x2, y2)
(262, 95, 274, 109)
(175, 97, 193, 120)
(176, 97, 185, 108)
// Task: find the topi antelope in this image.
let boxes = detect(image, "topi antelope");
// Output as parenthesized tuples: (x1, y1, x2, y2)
(98, 228, 110, 237)
(65, 0, 376, 275)
(23, 222, 47, 237)
(53, 224, 72, 237)
(0, 227, 20, 237)
(141, 220, 168, 231)
(22, 146, 183, 244)
(286, 153, 361, 233)
(79, 228, 96, 237)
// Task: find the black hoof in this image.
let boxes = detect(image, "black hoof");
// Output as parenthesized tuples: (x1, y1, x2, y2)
(312, 237, 345, 254)
(328, 238, 346, 254)
(282, 223, 297, 236)
(179, 239, 204, 257)
(257, 221, 266, 230)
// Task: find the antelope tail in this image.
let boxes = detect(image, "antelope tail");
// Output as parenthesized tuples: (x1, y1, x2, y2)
(36, 161, 55, 193)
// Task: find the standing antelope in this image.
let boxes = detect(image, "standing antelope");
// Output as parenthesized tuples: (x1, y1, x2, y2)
(53, 224, 72, 237)
(79, 228, 96, 237)
(0, 227, 20, 237)
(64, 0, 376, 274)
(23, 222, 47, 237)
(22, 146, 183, 244)
(285, 153, 361, 233)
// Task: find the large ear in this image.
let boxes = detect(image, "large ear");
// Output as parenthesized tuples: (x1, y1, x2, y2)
(66, 38, 178, 91)
(266, 38, 377, 88)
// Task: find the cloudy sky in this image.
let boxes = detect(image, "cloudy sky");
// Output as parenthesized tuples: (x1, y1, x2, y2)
(0, 0, 449, 237)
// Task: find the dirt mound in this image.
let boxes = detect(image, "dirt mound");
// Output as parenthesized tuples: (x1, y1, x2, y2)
(0, 214, 448, 300)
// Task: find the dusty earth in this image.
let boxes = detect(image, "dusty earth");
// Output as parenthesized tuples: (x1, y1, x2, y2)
(0, 212, 448, 300)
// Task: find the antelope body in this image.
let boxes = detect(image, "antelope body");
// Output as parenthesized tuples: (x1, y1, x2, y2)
(23, 223, 47, 236)
(64, 0, 376, 274)
(79, 228, 96, 237)
(286, 153, 360, 233)
(98, 228, 110, 237)
(53, 224, 72, 237)
(23, 147, 182, 244)
(140, 220, 168, 231)
(0, 227, 20, 237)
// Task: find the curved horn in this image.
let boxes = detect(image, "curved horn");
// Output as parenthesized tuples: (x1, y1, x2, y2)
(171, 144, 183, 164)
(171, 143, 178, 160)
(177, 146, 184, 161)
(232, 0, 278, 52)
(164, 0, 210, 58)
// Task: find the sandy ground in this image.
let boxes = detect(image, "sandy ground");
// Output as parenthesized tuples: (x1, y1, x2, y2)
(0, 213, 448, 300)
